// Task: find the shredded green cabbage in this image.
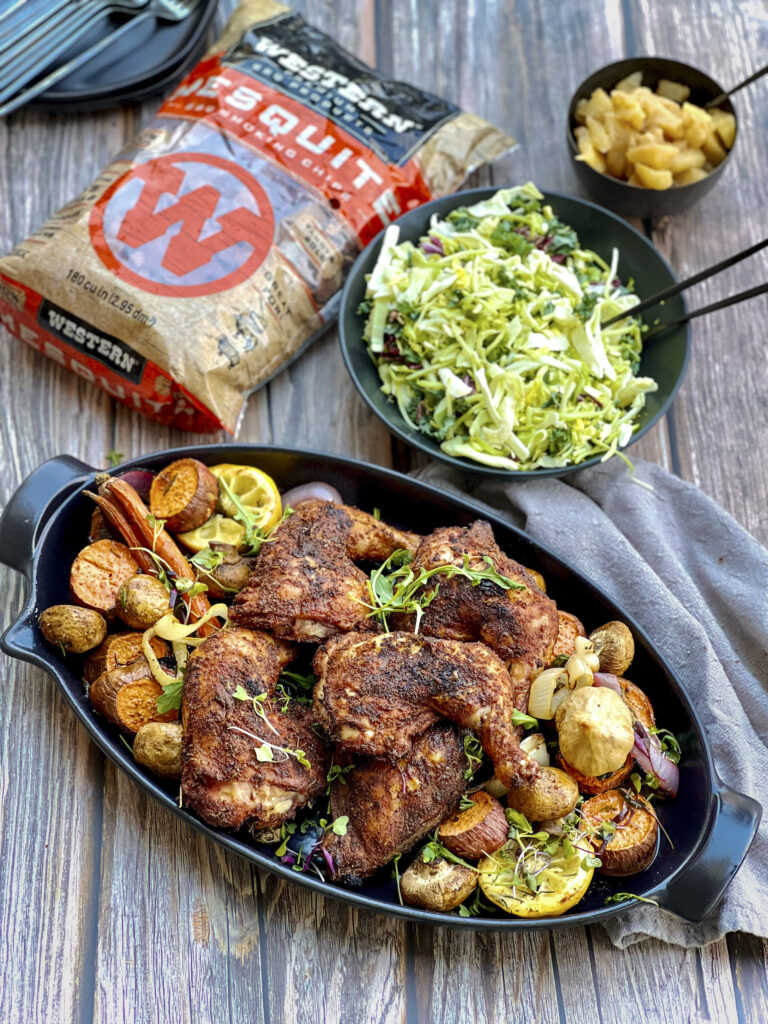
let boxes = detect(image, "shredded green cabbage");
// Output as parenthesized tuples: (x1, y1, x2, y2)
(359, 183, 657, 471)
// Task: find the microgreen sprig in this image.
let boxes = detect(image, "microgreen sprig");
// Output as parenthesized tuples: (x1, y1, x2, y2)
(362, 549, 525, 631)
(231, 685, 311, 768)
(463, 734, 484, 780)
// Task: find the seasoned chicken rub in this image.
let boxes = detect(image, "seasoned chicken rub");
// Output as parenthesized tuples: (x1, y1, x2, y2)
(321, 723, 466, 883)
(394, 520, 558, 685)
(231, 501, 419, 642)
(313, 631, 538, 785)
(182, 627, 328, 830)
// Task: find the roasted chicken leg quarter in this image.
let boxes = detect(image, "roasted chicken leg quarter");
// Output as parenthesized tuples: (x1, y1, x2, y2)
(394, 519, 558, 687)
(313, 631, 538, 785)
(321, 723, 466, 883)
(230, 502, 377, 641)
(182, 627, 328, 830)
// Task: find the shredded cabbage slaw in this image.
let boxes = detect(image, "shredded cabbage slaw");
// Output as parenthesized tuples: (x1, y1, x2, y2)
(359, 183, 657, 471)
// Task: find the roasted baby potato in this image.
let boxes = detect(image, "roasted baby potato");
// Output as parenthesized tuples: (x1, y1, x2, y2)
(149, 457, 219, 532)
(506, 766, 579, 822)
(193, 542, 257, 599)
(400, 854, 477, 911)
(439, 791, 508, 860)
(582, 790, 659, 876)
(133, 721, 183, 777)
(38, 604, 107, 654)
(589, 621, 635, 675)
(90, 656, 177, 734)
(83, 631, 169, 685)
(116, 574, 171, 630)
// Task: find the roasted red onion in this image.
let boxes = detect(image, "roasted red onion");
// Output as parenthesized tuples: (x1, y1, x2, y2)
(281, 481, 342, 507)
(114, 468, 155, 501)
(593, 672, 622, 694)
(632, 722, 679, 797)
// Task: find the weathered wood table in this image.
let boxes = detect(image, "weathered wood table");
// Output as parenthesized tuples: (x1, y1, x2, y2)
(1, 1, 766, 1021)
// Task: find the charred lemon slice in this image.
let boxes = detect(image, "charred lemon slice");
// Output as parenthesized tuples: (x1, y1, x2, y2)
(209, 464, 282, 531)
(478, 840, 593, 918)
(176, 514, 246, 553)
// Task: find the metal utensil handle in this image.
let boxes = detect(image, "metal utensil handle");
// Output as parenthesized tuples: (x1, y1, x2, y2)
(0, 5, 118, 105)
(0, 455, 93, 574)
(0, 11, 148, 115)
(0, 0, 101, 67)
(707, 62, 768, 108)
(652, 774, 761, 923)
(0, 0, 73, 52)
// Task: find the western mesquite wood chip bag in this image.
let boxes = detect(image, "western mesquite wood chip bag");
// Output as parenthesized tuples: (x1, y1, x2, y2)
(0, 0, 515, 433)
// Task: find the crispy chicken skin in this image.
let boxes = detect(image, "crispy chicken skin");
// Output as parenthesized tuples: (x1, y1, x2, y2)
(182, 627, 328, 829)
(321, 723, 466, 883)
(343, 505, 421, 561)
(394, 520, 558, 686)
(313, 631, 537, 785)
(231, 502, 377, 642)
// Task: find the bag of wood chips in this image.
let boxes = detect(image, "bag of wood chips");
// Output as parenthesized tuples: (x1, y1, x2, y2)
(0, 0, 515, 432)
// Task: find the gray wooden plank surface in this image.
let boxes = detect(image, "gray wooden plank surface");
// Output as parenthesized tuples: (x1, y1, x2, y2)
(0, 0, 765, 1022)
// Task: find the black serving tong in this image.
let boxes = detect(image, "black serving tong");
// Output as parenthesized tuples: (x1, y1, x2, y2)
(601, 237, 768, 336)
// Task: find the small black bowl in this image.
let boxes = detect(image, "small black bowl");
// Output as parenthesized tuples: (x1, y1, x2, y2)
(567, 57, 738, 219)
(339, 187, 690, 478)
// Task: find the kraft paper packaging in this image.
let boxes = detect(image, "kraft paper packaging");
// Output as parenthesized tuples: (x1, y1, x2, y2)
(0, 0, 515, 433)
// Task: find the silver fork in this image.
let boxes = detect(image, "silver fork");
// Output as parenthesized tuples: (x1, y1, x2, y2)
(0, 0, 202, 116)
(0, 0, 149, 89)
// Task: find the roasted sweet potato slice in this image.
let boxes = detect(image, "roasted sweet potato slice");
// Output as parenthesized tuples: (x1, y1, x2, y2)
(90, 656, 177, 734)
(619, 677, 655, 730)
(552, 611, 587, 660)
(582, 790, 658, 876)
(84, 631, 169, 685)
(69, 539, 139, 617)
(149, 458, 219, 532)
(556, 751, 633, 795)
(439, 791, 508, 859)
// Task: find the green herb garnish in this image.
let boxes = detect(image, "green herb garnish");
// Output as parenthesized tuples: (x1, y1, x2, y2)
(510, 709, 538, 730)
(362, 548, 524, 631)
(604, 892, 660, 907)
(463, 734, 484, 780)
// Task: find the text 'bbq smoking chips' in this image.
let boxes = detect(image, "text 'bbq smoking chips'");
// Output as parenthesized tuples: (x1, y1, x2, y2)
(0, 0, 515, 432)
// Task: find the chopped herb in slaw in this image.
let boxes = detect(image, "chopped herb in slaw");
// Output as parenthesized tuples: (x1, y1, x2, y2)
(358, 183, 657, 471)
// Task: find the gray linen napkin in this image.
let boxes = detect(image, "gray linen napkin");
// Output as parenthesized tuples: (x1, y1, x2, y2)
(412, 457, 768, 948)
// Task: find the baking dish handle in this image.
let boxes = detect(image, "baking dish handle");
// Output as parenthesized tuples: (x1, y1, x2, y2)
(0, 455, 94, 574)
(653, 774, 761, 923)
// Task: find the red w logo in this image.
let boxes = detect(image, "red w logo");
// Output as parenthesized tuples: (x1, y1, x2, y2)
(116, 160, 266, 278)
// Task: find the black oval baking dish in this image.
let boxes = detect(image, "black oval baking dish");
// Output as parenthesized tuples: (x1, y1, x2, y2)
(0, 445, 760, 929)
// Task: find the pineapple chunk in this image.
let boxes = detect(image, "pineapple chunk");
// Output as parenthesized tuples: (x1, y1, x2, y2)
(625, 142, 677, 169)
(674, 166, 708, 186)
(711, 109, 736, 149)
(669, 144, 706, 173)
(656, 79, 691, 103)
(574, 126, 607, 173)
(611, 91, 645, 129)
(586, 115, 612, 153)
(701, 131, 728, 167)
(614, 71, 643, 93)
(634, 163, 674, 190)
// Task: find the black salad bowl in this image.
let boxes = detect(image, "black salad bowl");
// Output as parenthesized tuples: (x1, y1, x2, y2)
(338, 188, 690, 478)
(567, 57, 738, 219)
(0, 445, 760, 930)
